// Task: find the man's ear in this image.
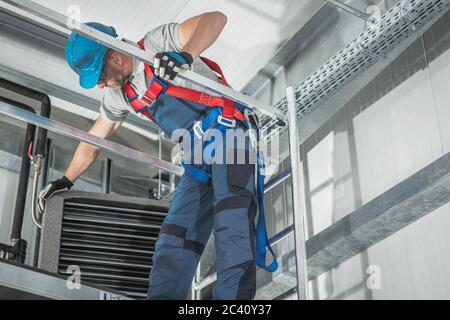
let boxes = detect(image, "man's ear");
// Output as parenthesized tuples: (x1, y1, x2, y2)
(110, 51, 122, 66)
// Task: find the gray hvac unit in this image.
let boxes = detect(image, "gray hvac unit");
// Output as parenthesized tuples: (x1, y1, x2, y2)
(38, 191, 169, 299)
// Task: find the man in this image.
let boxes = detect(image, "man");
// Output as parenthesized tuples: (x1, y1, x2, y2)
(39, 12, 262, 300)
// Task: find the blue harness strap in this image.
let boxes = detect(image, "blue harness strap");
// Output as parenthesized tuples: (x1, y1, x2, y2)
(200, 108, 223, 133)
(181, 108, 222, 184)
(182, 162, 210, 185)
(256, 156, 279, 273)
(183, 108, 278, 273)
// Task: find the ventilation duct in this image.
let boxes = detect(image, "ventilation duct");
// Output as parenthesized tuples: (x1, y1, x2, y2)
(38, 192, 169, 299)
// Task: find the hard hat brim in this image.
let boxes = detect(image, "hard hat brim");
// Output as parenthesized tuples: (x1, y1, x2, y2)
(79, 60, 102, 89)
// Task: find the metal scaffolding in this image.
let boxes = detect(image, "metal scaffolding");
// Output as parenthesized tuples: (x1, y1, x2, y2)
(259, 0, 450, 140)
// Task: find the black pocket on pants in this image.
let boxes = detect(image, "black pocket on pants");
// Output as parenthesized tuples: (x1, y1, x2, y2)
(228, 163, 254, 195)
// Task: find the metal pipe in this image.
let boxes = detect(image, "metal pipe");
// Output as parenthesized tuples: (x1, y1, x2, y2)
(35, 94, 51, 159)
(33, 138, 52, 267)
(0, 79, 52, 264)
(2, 0, 286, 122)
(0, 97, 36, 241)
(30, 156, 43, 229)
(324, 0, 375, 23)
(0, 79, 51, 159)
(286, 87, 309, 300)
(40, 135, 53, 191)
(102, 158, 112, 194)
(192, 265, 201, 300)
(0, 102, 185, 176)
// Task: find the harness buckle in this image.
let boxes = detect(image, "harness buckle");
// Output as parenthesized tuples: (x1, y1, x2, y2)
(244, 109, 260, 150)
(217, 116, 236, 128)
(144, 77, 168, 106)
(244, 109, 260, 130)
(193, 121, 205, 140)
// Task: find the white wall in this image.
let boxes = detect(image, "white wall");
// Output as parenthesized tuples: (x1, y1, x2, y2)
(300, 13, 450, 238)
(312, 202, 450, 300)
(257, 10, 450, 299)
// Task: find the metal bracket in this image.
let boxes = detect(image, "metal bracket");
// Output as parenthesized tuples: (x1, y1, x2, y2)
(356, 43, 388, 62)
(324, 0, 377, 23)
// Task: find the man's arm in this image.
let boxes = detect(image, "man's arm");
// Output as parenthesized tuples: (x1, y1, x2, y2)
(152, 12, 227, 80)
(65, 115, 121, 182)
(38, 115, 121, 214)
(178, 11, 228, 59)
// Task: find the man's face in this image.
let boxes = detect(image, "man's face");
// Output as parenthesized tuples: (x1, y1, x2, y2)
(97, 51, 132, 89)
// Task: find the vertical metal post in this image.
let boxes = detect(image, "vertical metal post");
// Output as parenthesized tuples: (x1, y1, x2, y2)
(32, 138, 53, 267)
(286, 87, 309, 300)
(169, 174, 176, 193)
(102, 158, 112, 194)
(191, 277, 196, 300)
(192, 266, 201, 300)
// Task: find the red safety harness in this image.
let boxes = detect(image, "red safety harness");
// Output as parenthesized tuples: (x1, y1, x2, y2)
(122, 41, 278, 274)
(122, 39, 246, 125)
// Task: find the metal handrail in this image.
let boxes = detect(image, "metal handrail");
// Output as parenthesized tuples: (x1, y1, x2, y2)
(0, 102, 184, 176)
(286, 87, 308, 300)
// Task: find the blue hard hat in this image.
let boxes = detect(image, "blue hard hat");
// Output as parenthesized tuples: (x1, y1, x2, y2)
(66, 22, 118, 89)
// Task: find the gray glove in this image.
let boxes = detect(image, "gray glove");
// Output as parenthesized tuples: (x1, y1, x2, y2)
(38, 176, 73, 214)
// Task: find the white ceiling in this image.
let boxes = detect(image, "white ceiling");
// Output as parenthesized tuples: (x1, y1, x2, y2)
(31, 0, 322, 90)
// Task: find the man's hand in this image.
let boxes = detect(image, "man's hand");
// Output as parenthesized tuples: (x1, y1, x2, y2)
(153, 51, 193, 81)
(38, 176, 73, 214)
